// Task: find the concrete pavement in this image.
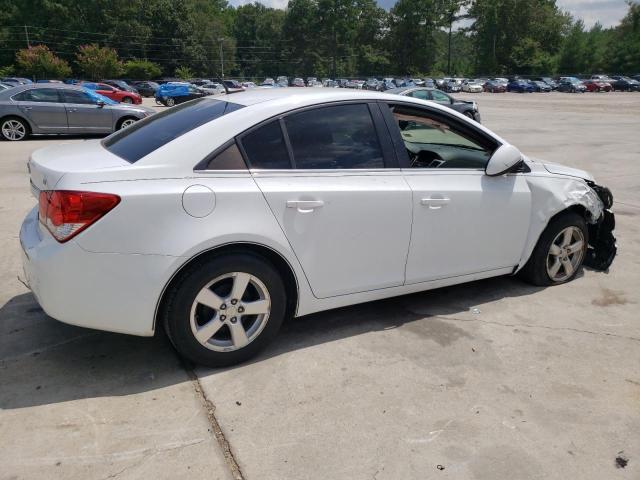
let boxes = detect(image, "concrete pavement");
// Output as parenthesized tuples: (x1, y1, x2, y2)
(1, 92, 639, 479)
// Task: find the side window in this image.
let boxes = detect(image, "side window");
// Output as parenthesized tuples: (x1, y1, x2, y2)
(284, 104, 383, 169)
(13, 89, 60, 102)
(430, 90, 451, 105)
(62, 90, 95, 104)
(241, 120, 291, 169)
(410, 90, 429, 100)
(11, 91, 29, 101)
(199, 142, 247, 170)
(98, 84, 115, 92)
(388, 104, 494, 169)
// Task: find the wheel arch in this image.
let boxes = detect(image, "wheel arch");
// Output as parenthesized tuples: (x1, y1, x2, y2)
(154, 242, 299, 334)
(115, 115, 139, 130)
(0, 113, 33, 134)
(515, 203, 591, 273)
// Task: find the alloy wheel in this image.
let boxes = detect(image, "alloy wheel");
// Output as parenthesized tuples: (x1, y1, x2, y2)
(546, 226, 585, 282)
(119, 118, 137, 129)
(123, 97, 133, 104)
(190, 272, 271, 352)
(2, 119, 26, 141)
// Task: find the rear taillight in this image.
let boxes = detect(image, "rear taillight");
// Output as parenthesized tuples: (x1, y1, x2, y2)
(38, 190, 120, 242)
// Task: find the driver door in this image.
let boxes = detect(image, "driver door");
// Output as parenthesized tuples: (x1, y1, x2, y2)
(382, 102, 532, 284)
(61, 89, 113, 133)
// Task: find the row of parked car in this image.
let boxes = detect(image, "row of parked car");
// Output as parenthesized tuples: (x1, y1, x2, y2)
(2, 69, 638, 141)
(438, 75, 640, 93)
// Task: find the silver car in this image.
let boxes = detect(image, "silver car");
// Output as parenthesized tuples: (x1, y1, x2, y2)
(0, 84, 155, 141)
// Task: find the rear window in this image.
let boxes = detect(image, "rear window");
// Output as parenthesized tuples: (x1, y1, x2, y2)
(103, 98, 244, 163)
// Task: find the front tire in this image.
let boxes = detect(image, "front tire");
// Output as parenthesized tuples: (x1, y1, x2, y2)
(117, 117, 137, 130)
(519, 212, 588, 286)
(163, 253, 287, 367)
(1, 117, 29, 141)
(122, 97, 133, 104)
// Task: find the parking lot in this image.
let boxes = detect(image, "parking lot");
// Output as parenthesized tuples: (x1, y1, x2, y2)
(1, 92, 639, 480)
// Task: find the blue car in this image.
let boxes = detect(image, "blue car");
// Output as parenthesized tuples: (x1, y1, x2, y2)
(155, 82, 208, 107)
(507, 80, 534, 93)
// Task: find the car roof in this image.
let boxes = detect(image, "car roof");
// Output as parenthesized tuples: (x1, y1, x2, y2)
(101, 90, 505, 170)
(0, 83, 87, 99)
(221, 87, 431, 107)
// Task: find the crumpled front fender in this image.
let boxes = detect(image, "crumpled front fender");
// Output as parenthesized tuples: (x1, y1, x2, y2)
(583, 181, 617, 271)
(517, 176, 616, 272)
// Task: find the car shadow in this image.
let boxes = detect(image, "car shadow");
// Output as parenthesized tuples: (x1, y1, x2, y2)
(0, 275, 544, 409)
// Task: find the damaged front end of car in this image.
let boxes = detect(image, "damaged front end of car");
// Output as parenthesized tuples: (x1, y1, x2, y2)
(583, 181, 617, 271)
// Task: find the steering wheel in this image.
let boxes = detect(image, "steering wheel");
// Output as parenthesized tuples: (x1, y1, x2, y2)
(412, 150, 444, 168)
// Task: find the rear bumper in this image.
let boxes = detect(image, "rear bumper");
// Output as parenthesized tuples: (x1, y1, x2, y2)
(20, 207, 177, 336)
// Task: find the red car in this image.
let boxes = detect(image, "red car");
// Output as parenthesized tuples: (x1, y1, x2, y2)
(92, 82, 142, 104)
(583, 80, 612, 92)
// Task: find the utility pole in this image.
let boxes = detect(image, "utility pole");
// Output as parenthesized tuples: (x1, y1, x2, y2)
(218, 38, 225, 79)
(24, 25, 30, 48)
(447, 13, 453, 75)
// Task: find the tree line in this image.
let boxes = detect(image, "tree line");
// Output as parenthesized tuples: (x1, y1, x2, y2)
(0, 0, 638, 80)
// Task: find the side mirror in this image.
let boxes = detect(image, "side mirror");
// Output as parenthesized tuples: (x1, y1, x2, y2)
(96, 100, 105, 108)
(485, 144, 522, 176)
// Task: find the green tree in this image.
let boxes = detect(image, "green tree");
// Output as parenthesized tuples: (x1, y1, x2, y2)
(468, 0, 570, 75)
(0, 65, 15, 77)
(16, 45, 72, 79)
(557, 20, 587, 74)
(123, 60, 162, 79)
(175, 65, 195, 79)
(282, 0, 320, 76)
(387, 0, 443, 75)
(607, 1, 640, 73)
(76, 44, 123, 80)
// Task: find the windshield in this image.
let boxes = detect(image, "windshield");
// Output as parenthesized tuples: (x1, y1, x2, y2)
(103, 98, 244, 163)
(83, 88, 118, 105)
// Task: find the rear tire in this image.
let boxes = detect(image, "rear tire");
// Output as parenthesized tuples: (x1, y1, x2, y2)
(519, 212, 588, 286)
(1, 116, 29, 141)
(163, 253, 287, 367)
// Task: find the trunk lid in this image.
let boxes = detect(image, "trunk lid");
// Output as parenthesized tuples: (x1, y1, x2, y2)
(28, 140, 129, 194)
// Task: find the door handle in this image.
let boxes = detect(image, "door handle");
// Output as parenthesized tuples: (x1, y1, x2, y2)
(23, 106, 32, 110)
(68, 108, 77, 112)
(286, 200, 324, 212)
(421, 197, 450, 209)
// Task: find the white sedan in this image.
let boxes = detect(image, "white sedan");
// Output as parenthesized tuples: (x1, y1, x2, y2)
(20, 89, 616, 367)
(462, 81, 485, 93)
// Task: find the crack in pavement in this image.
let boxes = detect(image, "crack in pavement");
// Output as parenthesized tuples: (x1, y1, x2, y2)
(182, 360, 245, 480)
(427, 313, 640, 342)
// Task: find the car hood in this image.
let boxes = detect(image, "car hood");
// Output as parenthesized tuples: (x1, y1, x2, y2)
(541, 161, 593, 181)
(114, 104, 155, 115)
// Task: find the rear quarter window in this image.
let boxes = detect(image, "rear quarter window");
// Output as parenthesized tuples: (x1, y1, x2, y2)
(103, 98, 244, 163)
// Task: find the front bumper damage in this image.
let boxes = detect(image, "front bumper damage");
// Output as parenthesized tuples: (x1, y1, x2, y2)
(584, 181, 617, 271)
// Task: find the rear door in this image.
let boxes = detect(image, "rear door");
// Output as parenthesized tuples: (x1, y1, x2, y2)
(243, 102, 413, 299)
(14, 88, 68, 132)
(61, 89, 113, 133)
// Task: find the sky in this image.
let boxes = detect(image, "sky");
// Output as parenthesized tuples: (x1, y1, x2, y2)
(227, 0, 630, 28)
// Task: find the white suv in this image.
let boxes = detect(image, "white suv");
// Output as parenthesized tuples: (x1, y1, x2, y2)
(20, 89, 616, 366)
